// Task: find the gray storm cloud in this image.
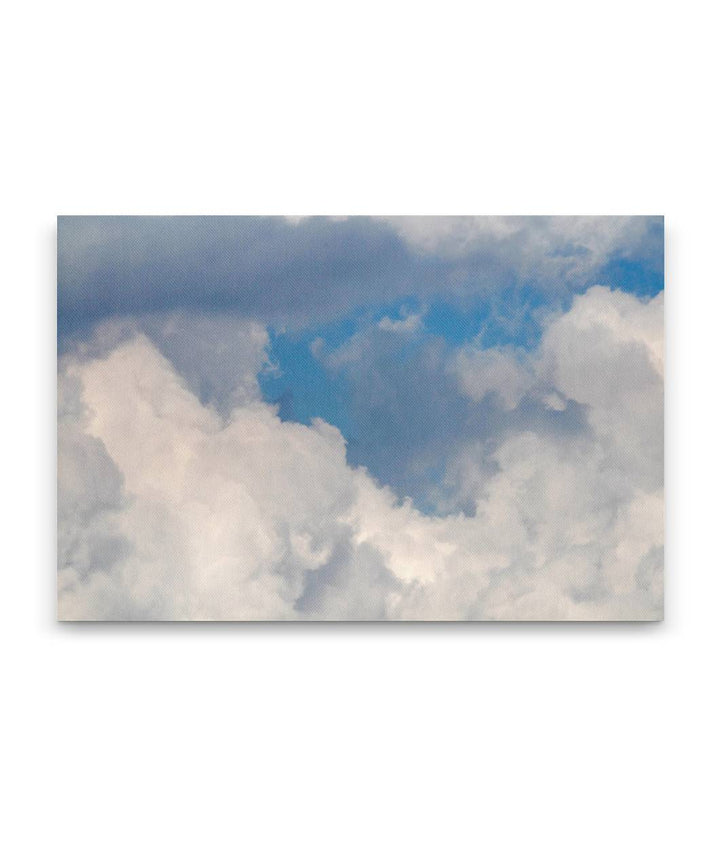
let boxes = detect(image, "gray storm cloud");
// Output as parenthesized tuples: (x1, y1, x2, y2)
(58, 215, 662, 341)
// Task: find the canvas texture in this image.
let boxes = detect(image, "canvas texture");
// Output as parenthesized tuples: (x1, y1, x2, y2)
(57, 216, 664, 620)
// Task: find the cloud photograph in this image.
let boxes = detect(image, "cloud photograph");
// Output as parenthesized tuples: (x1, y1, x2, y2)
(57, 215, 664, 620)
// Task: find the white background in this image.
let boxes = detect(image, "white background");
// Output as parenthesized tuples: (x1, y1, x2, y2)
(2, 1, 718, 853)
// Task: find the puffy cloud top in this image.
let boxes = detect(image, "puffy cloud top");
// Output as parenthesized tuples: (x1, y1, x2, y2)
(58, 286, 663, 620)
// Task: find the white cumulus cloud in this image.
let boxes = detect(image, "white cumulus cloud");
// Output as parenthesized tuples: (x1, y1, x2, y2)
(58, 286, 663, 620)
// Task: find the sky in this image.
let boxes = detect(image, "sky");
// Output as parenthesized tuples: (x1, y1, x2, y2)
(57, 216, 664, 620)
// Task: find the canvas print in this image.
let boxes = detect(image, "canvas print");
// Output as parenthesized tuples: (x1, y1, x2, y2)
(57, 216, 664, 620)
